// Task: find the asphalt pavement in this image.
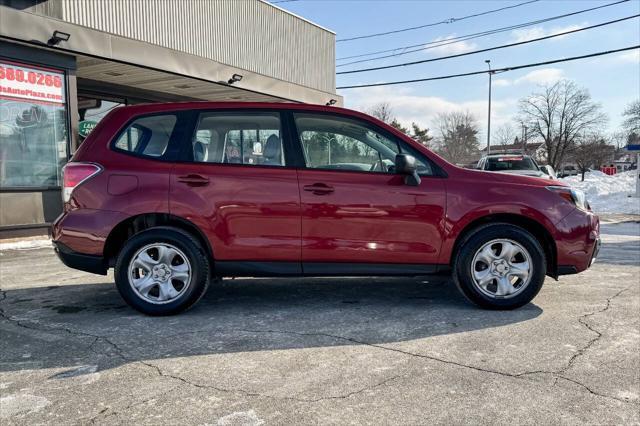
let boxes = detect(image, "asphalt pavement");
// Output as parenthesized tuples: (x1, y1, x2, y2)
(1, 222, 638, 425)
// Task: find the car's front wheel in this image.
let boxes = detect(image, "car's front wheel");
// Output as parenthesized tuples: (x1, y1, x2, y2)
(114, 227, 210, 315)
(453, 223, 546, 309)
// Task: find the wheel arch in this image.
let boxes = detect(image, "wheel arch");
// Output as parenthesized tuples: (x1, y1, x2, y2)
(103, 213, 213, 267)
(450, 213, 558, 278)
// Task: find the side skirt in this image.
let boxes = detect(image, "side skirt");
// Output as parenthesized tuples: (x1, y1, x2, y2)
(214, 261, 449, 278)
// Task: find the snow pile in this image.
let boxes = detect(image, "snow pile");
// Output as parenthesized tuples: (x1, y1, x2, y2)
(0, 238, 51, 251)
(561, 170, 639, 215)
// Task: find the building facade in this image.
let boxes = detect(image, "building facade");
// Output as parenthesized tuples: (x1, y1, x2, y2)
(0, 0, 340, 237)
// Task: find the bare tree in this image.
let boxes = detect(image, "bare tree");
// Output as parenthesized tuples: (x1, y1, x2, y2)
(610, 131, 628, 152)
(622, 99, 640, 143)
(434, 111, 480, 164)
(518, 80, 608, 170)
(494, 124, 516, 150)
(364, 102, 433, 146)
(367, 102, 394, 124)
(571, 134, 614, 181)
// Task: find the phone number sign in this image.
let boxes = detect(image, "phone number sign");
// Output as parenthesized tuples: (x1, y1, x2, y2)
(0, 61, 65, 105)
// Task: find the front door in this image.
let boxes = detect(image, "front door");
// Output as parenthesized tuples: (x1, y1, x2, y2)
(291, 112, 446, 269)
(170, 110, 301, 265)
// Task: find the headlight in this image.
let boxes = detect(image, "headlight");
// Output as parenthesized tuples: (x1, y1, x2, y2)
(547, 186, 591, 211)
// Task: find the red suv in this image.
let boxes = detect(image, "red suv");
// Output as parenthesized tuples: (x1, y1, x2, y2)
(53, 102, 600, 315)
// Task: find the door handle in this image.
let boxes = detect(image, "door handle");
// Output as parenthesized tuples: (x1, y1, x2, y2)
(303, 183, 334, 195)
(177, 174, 209, 187)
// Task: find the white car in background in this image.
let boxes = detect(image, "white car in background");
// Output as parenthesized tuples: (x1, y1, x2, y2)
(477, 154, 556, 179)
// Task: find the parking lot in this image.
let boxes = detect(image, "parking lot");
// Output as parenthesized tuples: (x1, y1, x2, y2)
(1, 220, 638, 425)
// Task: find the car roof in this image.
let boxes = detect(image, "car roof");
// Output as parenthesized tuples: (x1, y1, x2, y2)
(113, 101, 357, 116)
(484, 153, 530, 158)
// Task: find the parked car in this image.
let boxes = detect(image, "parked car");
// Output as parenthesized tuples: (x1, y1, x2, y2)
(558, 165, 578, 178)
(477, 154, 556, 179)
(53, 102, 600, 315)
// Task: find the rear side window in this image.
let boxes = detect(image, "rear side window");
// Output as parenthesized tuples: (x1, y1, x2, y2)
(190, 112, 284, 167)
(114, 114, 177, 157)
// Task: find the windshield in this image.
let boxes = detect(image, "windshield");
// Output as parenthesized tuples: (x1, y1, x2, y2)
(485, 156, 538, 171)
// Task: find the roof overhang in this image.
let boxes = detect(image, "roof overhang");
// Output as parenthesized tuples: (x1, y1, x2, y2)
(0, 6, 343, 106)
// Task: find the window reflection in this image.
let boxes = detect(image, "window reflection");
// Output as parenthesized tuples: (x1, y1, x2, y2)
(0, 100, 67, 188)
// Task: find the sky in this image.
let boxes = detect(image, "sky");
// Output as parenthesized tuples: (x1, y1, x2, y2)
(272, 0, 640, 144)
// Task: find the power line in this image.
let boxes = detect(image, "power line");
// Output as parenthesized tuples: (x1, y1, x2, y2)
(337, 0, 630, 64)
(336, 45, 639, 89)
(337, 15, 639, 75)
(337, 0, 540, 42)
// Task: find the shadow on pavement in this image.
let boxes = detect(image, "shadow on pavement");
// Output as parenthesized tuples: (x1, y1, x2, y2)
(0, 276, 542, 373)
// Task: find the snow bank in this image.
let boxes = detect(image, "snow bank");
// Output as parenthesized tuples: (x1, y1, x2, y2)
(0, 239, 51, 251)
(561, 170, 639, 215)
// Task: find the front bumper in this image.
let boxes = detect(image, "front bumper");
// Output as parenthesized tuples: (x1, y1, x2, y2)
(555, 209, 600, 276)
(590, 237, 601, 265)
(53, 241, 107, 275)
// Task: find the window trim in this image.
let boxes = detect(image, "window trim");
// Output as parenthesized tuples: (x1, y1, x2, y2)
(289, 110, 446, 178)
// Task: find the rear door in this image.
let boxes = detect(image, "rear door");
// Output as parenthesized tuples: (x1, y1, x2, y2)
(170, 110, 302, 266)
(291, 112, 446, 269)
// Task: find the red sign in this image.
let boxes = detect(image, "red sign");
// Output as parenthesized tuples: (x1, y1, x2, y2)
(601, 166, 617, 176)
(0, 61, 65, 105)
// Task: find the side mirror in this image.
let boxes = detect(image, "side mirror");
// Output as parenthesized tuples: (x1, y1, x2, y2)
(395, 154, 421, 186)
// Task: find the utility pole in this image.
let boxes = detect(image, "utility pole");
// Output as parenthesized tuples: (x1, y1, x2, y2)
(485, 59, 492, 155)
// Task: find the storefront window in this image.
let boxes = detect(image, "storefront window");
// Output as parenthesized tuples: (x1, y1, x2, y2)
(0, 61, 68, 188)
(78, 97, 124, 142)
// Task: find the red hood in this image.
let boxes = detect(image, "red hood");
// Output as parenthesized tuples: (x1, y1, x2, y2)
(452, 167, 567, 187)
(485, 171, 566, 187)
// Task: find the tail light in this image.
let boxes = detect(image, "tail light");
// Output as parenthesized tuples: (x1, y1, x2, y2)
(62, 162, 102, 203)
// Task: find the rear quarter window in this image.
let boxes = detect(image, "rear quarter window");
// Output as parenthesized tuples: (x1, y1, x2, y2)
(113, 114, 177, 157)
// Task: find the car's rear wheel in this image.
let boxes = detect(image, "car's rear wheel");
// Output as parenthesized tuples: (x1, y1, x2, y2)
(453, 223, 546, 309)
(114, 227, 210, 315)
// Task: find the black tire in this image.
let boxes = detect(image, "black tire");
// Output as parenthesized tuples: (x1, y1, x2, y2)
(114, 227, 210, 315)
(453, 223, 546, 310)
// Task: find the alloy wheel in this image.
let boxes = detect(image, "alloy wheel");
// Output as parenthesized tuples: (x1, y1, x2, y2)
(128, 243, 192, 304)
(470, 239, 532, 299)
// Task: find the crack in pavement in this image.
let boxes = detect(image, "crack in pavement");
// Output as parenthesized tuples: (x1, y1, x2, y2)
(1, 288, 405, 416)
(137, 357, 403, 403)
(228, 284, 636, 405)
(0, 296, 125, 362)
(88, 385, 180, 424)
(513, 285, 635, 404)
(1, 284, 636, 418)
(560, 286, 630, 375)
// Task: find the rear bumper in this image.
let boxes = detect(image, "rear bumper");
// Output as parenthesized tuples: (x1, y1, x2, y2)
(52, 208, 127, 256)
(53, 241, 107, 275)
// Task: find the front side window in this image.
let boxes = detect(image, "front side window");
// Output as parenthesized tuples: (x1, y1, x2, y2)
(191, 112, 284, 167)
(0, 61, 68, 188)
(294, 113, 433, 175)
(114, 114, 176, 157)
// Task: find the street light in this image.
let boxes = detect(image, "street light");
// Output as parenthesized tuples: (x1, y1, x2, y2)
(485, 59, 492, 155)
